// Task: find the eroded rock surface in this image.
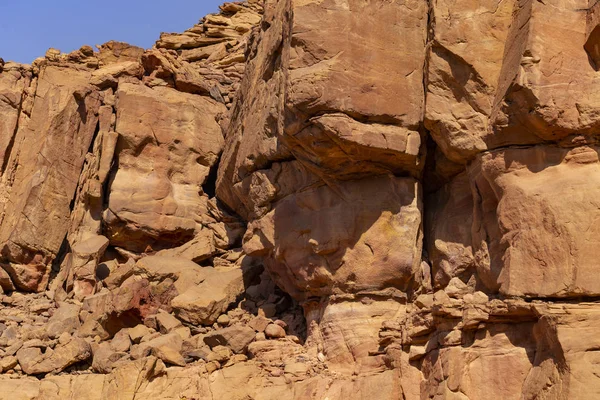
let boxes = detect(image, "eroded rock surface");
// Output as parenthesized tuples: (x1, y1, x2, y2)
(0, 0, 599, 398)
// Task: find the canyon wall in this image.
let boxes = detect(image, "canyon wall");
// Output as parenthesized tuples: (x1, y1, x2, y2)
(0, 0, 599, 398)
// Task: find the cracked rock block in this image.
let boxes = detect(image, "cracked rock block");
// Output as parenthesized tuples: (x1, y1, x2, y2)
(284, 113, 423, 180)
(171, 259, 261, 325)
(0, 65, 101, 292)
(425, 0, 518, 162)
(105, 82, 226, 252)
(244, 174, 423, 300)
(0, 63, 31, 168)
(218, 0, 428, 214)
(470, 145, 600, 297)
(216, 0, 429, 373)
(284, 0, 427, 181)
(16, 336, 92, 375)
(219, 0, 428, 301)
(531, 303, 600, 398)
(413, 301, 600, 399)
(426, 0, 600, 164)
(216, 0, 295, 217)
(288, 0, 427, 126)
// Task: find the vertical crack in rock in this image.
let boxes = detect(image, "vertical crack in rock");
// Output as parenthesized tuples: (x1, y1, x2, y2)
(0, 80, 24, 176)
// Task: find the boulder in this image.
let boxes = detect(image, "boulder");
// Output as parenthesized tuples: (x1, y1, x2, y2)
(46, 302, 81, 339)
(17, 336, 91, 375)
(171, 266, 252, 325)
(91, 342, 128, 373)
(131, 332, 185, 367)
(128, 324, 152, 344)
(105, 82, 226, 252)
(156, 312, 182, 334)
(264, 324, 285, 339)
(134, 255, 213, 295)
(203, 325, 256, 354)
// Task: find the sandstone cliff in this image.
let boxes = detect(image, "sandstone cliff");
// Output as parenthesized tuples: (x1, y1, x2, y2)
(0, 0, 599, 399)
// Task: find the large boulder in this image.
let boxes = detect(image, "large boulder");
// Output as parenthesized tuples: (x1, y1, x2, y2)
(105, 82, 226, 252)
(171, 265, 256, 325)
(17, 336, 91, 375)
(203, 325, 256, 354)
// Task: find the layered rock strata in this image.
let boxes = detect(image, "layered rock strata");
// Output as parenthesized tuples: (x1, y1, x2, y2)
(0, 0, 599, 399)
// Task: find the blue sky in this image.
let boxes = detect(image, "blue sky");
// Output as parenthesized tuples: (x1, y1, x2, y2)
(0, 0, 224, 64)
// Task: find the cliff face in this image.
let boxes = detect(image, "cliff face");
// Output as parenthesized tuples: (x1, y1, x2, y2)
(0, 0, 599, 399)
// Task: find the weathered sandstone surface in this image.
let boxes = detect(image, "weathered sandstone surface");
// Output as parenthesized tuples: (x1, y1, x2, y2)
(0, 0, 599, 398)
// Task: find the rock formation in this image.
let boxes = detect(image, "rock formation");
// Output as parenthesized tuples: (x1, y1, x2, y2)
(0, 0, 599, 398)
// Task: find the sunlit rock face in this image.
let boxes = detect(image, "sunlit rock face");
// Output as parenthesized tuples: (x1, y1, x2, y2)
(1, 0, 600, 398)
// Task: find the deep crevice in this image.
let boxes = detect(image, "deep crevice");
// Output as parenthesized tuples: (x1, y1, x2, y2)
(202, 155, 220, 198)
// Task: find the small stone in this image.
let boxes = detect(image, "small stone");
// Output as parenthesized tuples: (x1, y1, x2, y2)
(248, 316, 270, 332)
(433, 290, 451, 305)
(185, 346, 211, 362)
(245, 285, 262, 300)
(111, 330, 131, 353)
(217, 314, 230, 327)
(141, 332, 161, 343)
(1, 326, 17, 340)
(438, 330, 462, 346)
(80, 45, 94, 56)
(408, 345, 427, 360)
(230, 354, 247, 364)
(156, 312, 182, 334)
(273, 320, 287, 330)
(144, 333, 186, 367)
(444, 277, 472, 299)
(317, 352, 326, 363)
(173, 326, 191, 340)
(287, 335, 302, 344)
(0, 356, 17, 372)
(46, 302, 81, 339)
(472, 291, 489, 304)
(203, 326, 256, 354)
(206, 345, 231, 363)
(129, 324, 152, 344)
(265, 324, 285, 339)
(206, 361, 220, 373)
(415, 294, 434, 309)
(4, 340, 23, 356)
(29, 301, 54, 313)
(144, 315, 158, 331)
(58, 332, 71, 345)
(22, 339, 45, 349)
